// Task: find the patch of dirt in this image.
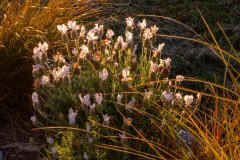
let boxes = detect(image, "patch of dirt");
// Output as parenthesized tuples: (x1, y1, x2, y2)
(0, 111, 46, 160)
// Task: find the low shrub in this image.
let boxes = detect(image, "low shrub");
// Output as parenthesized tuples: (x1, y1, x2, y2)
(31, 16, 240, 159)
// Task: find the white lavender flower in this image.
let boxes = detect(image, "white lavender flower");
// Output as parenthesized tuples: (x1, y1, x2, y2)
(150, 25, 159, 35)
(79, 45, 89, 59)
(47, 137, 54, 144)
(163, 91, 174, 102)
(86, 29, 98, 42)
(159, 59, 165, 68)
(143, 28, 153, 40)
(79, 94, 91, 106)
(89, 103, 96, 112)
(72, 48, 78, 56)
(32, 92, 39, 103)
(126, 17, 134, 29)
(30, 115, 37, 123)
(175, 92, 182, 100)
(67, 21, 80, 31)
(59, 65, 70, 77)
(103, 114, 110, 125)
(99, 68, 109, 81)
(83, 152, 89, 160)
(156, 43, 165, 55)
(33, 42, 48, 60)
(176, 75, 184, 82)
(122, 67, 131, 81)
(95, 93, 103, 105)
(57, 24, 68, 35)
(125, 31, 133, 45)
(41, 75, 50, 85)
(138, 19, 146, 30)
(117, 94, 123, 103)
(165, 58, 171, 67)
(184, 95, 194, 106)
(149, 61, 158, 72)
(106, 29, 114, 40)
(79, 25, 86, 37)
(144, 89, 153, 100)
(119, 132, 127, 139)
(86, 123, 91, 132)
(53, 53, 65, 63)
(68, 108, 77, 124)
(51, 146, 58, 155)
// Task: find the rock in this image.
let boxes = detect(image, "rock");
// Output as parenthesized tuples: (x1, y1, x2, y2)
(0, 150, 4, 160)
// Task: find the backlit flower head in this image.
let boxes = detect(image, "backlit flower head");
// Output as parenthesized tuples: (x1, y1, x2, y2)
(151, 25, 159, 35)
(197, 93, 202, 101)
(117, 94, 123, 103)
(93, 24, 103, 34)
(86, 123, 91, 132)
(175, 92, 182, 100)
(156, 43, 165, 55)
(57, 24, 68, 35)
(47, 137, 54, 144)
(144, 89, 153, 100)
(122, 67, 131, 81)
(127, 97, 136, 108)
(53, 52, 65, 63)
(163, 91, 174, 102)
(89, 103, 96, 111)
(51, 146, 58, 155)
(52, 67, 61, 80)
(67, 21, 80, 31)
(72, 48, 78, 56)
(79, 94, 91, 106)
(126, 17, 134, 29)
(59, 65, 70, 77)
(184, 95, 194, 106)
(41, 75, 50, 85)
(176, 75, 184, 83)
(95, 93, 103, 105)
(99, 68, 109, 81)
(149, 61, 158, 72)
(125, 31, 133, 45)
(83, 152, 89, 160)
(38, 42, 49, 53)
(106, 29, 114, 40)
(159, 59, 165, 68)
(143, 28, 153, 40)
(114, 36, 127, 50)
(79, 45, 89, 59)
(119, 132, 127, 139)
(103, 114, 110, 123)
(32, 92, 39, 103)
(30, 115, 37, 123)
(165, 58, 171, 67)
(80, 25, 86, 37)
(68, 108, 77, 124)
(87, 29, 98, 41)
(138, 19, 146, 30)
(33, 42, 48, 60)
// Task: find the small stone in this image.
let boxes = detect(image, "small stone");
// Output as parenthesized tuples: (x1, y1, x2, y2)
(0, 151, 4, 160)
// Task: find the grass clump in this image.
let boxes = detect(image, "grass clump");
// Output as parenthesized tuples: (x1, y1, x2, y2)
(0, 0, 106, 114)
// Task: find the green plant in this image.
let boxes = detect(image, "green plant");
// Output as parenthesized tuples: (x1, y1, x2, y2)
(31, 18, 221, 159)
